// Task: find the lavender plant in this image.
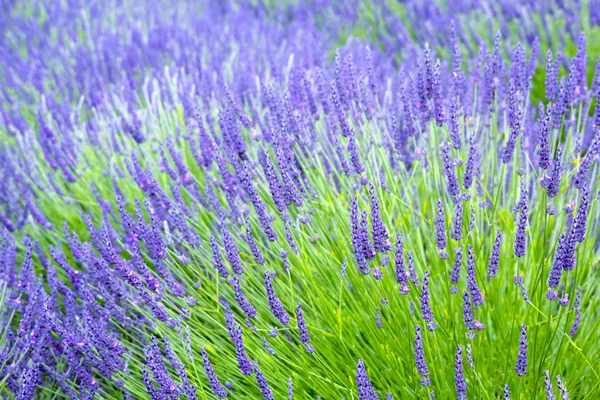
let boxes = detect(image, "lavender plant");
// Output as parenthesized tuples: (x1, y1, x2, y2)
(1, 0, 600, 399)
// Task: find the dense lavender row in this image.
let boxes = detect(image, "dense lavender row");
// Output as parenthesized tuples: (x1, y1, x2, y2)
(1, 0, 600, 399)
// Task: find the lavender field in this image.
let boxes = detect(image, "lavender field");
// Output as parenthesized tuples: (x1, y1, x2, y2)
(1, 0, 600, 399)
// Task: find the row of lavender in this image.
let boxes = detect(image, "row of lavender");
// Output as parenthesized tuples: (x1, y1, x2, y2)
(1, 0, 600, 399)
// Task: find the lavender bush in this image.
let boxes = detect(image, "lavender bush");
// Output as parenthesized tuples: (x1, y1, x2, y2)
(1, 0, 600, 398)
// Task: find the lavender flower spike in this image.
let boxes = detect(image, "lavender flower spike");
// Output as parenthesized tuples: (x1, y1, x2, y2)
(557, 375, 570, 400)
(369, 182, 391, 253)
(230, 275, 257, 319)
(415, 326, 430, 386)
(569, 287, 582, 337)
(441, 143, 460, 197)
(514, 203, 528, 258)
(356, 359, 380, 400)
(254, 360, 275, 400)
(455, 345, 467, 400)
(264, 271, 290, 326)
(467, 245, 484, 306)
(420, 271, 436, 331)
(201, 348, 228, 399)
(487, 230, 502, 278)
(395, 232, 409, 294)
(296, 303, 312, 348)
(544, 370, 556, 400)
(450, 247, 462, 294)
(451, 201, 464, 241)
(435, 199, 448, 258)
(515, 325, 528, 377)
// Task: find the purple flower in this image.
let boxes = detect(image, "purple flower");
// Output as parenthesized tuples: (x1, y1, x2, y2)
(514, 203, 528, 258)
(515, 325, 528, 377)
(538, 104, 551, 170)
(466, 245, 484, 307)
(501, 80, 522, 164)
(504, 385, 511, 399)
(544, 370, 555, 400)
(264, 271, 289, 326)
(222, 225, 244, 275)
(348, 134, 365, 175)
(455, 345, 467, 400)
(450, 247, 462, 293)
(230, 275, 257, 319)
(394, 233, 409, 294)
(435, 199, 447, 255)
(254, 360, 274, 400)
(16, 362, 41, 400)
(244, 217, 265, 265)
(463, 290, 474, 331)
(420, 271, 436, 331)
(210, 235, 229, 279)
(369, 182, 391, 253)
(288, 377, 294, 400)
(451, 201, 464, 241)
(559, 293, 570, 307)
(487, 230, 502, 278)
(569, 287, 582, 337)
(441, 143, 460, 197)
(545, 145, 563, 198)
(463, 135, 477, 189)
(546, 50, 559, 101)
(433, 60, 445, 126)
(356, 359, 380, 400)
(296, 303, 311, 347)
(571, 186, 590, 243)
(407, 250, 419, 287)
(557, 375, 570, 400)
(360, 211, 375, 262)
(373, 267, 383, 280)
(448, 95, 462, 149)
(201, 348, 227, 399)
(351, 196, 370, 275)
(414, 326, 430, 386)
(547, 233, 566, 293)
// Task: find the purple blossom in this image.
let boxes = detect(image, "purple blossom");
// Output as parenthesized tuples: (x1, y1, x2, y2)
(351, 196, 370, 275)
(394, 233, 409, 294)
(466, 245, 484, 306)
(557, 376, 570, 400)
(455, 345, 467, 400)
(441, 143, 460, 197)
(356, 359, 380, 400)
(515, 325, 528, 377)
(545, 145, 563, 198)
(221, 225, 244, 275)
(463, 135, 477, 189)
(501, 80, 522, 164)
(435, 199, 447, 256)
(414, 325, 430, 386)
(569, 287, 582, 337)
(210, 235, 229, 279)
(544, 370, 556, 400)
(450, 247, 462, 293)
(420, 271, 436, 331)
(514, 203, 528, 258)
(487, 230, 502, 278)
(369, 182, 391, 253)
(201, 348, 227, 399)
(230, 275, 257, 319)
(538, 104, 551, 169)
(264, 271, 289, 326)
(451, 201, 464, 241)
(254, 361, 274, 400)
(296, 303, 311, 347)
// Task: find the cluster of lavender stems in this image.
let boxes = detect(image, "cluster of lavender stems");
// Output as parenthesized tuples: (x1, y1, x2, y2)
(1, 0, 599, 399)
